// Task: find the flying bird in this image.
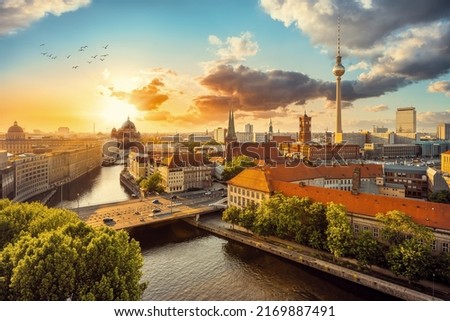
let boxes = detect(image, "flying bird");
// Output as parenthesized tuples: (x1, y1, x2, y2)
(72, 66, 79, 69)
(40, 43, 45, 46)
(102, 44, 109, 49)
(41, 52, 47, 56)
(66, 55, 71, 59)
(87, 61, 92, 64)
(91, 55, 97, 59)
(100, 58, 105, 61)
(52, 56, 57, 59)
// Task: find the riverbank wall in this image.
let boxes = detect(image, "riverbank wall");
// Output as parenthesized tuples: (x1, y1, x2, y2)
(184, 216, 442, 301)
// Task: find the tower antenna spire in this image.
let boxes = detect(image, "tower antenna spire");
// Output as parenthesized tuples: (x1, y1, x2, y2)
(337, 15, 341, 57)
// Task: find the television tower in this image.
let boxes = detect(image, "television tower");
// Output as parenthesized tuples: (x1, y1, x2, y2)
(332, 15, 345, 144)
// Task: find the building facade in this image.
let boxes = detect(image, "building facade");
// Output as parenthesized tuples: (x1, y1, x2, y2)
(13, 154, 49, 202)
(437, 123, 450, 140)
(227, 167, 450, 254)
(396, 107, 416, 133)
(299, 112, 312, 144)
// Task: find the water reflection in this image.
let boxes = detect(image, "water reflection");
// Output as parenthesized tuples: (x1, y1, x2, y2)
(48, 165, 131, 209)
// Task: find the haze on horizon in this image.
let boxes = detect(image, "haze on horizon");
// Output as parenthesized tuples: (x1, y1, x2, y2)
(1, 0, 450, 135)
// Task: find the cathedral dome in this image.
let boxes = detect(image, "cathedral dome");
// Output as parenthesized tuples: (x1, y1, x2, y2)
(121, 117, 136, 131)
(7, 121, 24, 133)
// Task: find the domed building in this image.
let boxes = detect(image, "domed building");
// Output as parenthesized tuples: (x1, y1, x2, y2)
(111, 117, 141, 143)
(6, 121, 26, 140)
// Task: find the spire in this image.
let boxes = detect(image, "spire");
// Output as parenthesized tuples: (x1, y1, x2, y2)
(226, 104, 237, 141)
(269, 119, 273, 134)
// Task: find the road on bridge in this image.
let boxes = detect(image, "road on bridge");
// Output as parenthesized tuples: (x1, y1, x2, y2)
(77, 191, 225, 230)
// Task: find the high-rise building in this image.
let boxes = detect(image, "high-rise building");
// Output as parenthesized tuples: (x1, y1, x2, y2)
(437, 123, 450, 140)
(396, 107, 416, 133)
(244, 123, 253, 133)
(213, 127, 227, 144)
(299, 112, 312, 143)
(332, 16, 345, 144)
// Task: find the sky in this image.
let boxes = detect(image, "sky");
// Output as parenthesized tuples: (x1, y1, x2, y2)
(1, 0, 450, 135)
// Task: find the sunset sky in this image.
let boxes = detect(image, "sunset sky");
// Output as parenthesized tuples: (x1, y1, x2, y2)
(1, 0, 450, 135)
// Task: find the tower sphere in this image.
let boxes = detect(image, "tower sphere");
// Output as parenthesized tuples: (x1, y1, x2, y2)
(333, 57, 345, 77)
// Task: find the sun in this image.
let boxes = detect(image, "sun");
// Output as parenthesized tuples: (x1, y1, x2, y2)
(100, 96, 139, 127)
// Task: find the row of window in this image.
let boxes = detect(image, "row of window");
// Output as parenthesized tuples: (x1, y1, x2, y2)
(229, 185, 264, 200)
(354, 223, 449, 253)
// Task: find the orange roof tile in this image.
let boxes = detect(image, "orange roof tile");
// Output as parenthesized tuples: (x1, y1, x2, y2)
(227, 167, 272, 193)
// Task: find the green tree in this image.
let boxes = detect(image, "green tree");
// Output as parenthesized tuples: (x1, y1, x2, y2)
(351, 231, 386, 269)
(304, 202, 328, 250)
(0, 202, 146, 301)
(427, 190, 450, 204)
(377, 210, 434, 281)
(325, 202, 353, 258)
(140, 171, 164, 194)
(239, 202, 257, 231)
(222, 156, 255, 181)
(222, 206, 241, 229)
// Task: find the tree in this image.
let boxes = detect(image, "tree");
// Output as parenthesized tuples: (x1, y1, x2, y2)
(325, 202, 353, 258)
(0, 202, 146, 300)
(351, 231, 386, 269)
(140, 171, 164, 194)
(428, 190, 450, 204)
(239, 203, 257, 231)
(222, 206, 241, 229)
(377, 210, 434, 281)
(221, 156, 255, 181)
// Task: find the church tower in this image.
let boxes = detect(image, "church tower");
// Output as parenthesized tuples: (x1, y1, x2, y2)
(333, 15, 345, 144)
(225, 105, 237, 144)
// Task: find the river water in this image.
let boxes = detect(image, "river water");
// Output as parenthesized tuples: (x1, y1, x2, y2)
(50, 165, 397, 301)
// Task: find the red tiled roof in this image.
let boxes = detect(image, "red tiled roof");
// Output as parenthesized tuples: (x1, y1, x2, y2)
(227, 167, 272, 193)
(273, 180, 450, 231)
(265, 163, 382, 182)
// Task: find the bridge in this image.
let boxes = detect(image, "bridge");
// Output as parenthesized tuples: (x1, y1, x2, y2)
(76, 194, 225, 230)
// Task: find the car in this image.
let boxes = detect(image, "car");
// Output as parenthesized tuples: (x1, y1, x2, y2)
(205, 191, 212, 195)
(103, 217, 114, 223)
(171, 195, 177, 200)
(152, 208, 161, 213)
(152, 199, 160, 204)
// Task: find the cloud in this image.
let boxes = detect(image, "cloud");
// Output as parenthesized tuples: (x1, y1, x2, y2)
(363, 104, 389, 112)
(417, 110, 450, 126)
(194, 64, 399, 116)
(208, 31, 259, 64)
(348, 61, 370, 72)
(260, 0, 450, 100)
(428, 80, 450, 96)
(0, 0, 91, 36)
(110, 78, 169, 111)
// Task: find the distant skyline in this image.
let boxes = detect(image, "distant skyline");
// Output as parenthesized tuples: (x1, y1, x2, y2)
(1, 0, 450, 135)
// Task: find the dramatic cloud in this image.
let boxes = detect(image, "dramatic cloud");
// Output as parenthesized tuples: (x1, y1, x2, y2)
(364, 104, 389, 112)
(110, 78, 169, 111)
(0, 0, 91, 36)
(260, 0, 450, 101)
(428, 80, 450, 96)
(193, 64, 403, 115)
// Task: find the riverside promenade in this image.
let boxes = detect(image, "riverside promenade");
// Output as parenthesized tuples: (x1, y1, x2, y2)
(184, 213, 450, 301)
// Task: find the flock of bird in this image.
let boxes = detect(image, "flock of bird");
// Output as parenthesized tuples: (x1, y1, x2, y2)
(39, 43, 110, 70)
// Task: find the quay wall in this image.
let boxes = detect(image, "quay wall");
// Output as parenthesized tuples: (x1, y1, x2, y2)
(184, 217, 439, 301)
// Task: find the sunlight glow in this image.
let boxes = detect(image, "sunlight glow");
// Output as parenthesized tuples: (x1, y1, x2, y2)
(100, 96, 139, 127)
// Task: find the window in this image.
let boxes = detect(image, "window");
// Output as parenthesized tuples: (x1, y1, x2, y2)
(443, 242, 449, 253)
(363, 226, 369, 232)
(354, 224, 359, 234)
(373, 228, 379, 238)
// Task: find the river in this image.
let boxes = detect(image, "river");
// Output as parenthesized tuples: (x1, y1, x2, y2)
(49, 165, 397, 301)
